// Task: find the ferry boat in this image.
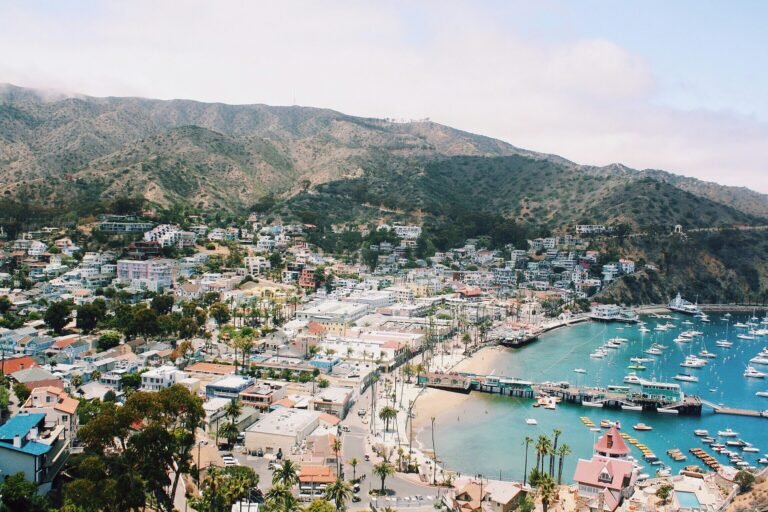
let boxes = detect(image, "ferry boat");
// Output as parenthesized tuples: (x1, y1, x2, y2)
(693, 429, 709, 437)
(668, 293, 700, 315)
(589, 304, 639, 323)
(744, 366, 766, 378)
(673, 373, 699, 382)
(633, 423, 653, 431)
(715, 340, 733, 348)
(718, 428, 738, 437)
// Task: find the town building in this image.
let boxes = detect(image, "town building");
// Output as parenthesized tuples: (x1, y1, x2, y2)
(244, 408, 321, 456)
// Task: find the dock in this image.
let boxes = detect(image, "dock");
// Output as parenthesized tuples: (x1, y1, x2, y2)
(419, 372, 768, 418)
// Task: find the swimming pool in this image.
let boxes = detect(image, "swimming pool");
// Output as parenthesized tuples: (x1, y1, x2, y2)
(676, 491, 702, 510)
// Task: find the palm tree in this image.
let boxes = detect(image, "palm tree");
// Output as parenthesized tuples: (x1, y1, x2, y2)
(372, 461, 395, 494)
(225, 398, 242, 422)
(537, 473, 557, 512)
(402, 363, 414, 383)
(523, 436, 534, 486)
(331, 437, 342, 475)
(264, 483, 300, 512)
(414, 363, 425, 382)
(272, 459, 300, 487)
(549, 428, 561, 477)
(323, 477, 353, 511)
(348, 457, 359, 482)
(71, 374, 83, 388)
(379, 406, 397, 433)
(535, 435, 551, 473)
(556, 444, 571, 485)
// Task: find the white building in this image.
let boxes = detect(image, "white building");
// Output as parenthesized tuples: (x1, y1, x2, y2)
(140, 366, 189, 391)
(244, 408, 321, 456)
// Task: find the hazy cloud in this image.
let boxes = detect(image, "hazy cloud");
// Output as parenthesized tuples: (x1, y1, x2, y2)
(1, 0, 766, 192)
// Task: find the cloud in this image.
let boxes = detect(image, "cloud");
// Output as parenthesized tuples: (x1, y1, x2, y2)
(0, 0, 766, 192)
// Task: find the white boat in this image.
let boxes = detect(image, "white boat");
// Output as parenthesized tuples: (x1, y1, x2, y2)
(574, 368, 587, 374)
(758, 347, 768, 357)
(645, 348, 663, 356)
(756, 391, 768, 397)
(715, 340, 733, 348)
(673, 373, 699, 382)
(526, 418, 538, 425)
(693, 429, 709, 437)
(682, 320, 694, 325)
(718, 428, 738, 437)
(681, 356, 707, 368)
(630, 357, 654, 363)
(624, 373, 642, 384)
(622, 404, 643, 411)
(656, 466, 672, 477)
(738, 334, 756, 340)
(743, 447, 760, 453)
(638, 327, 651, 333)
(657, 408, 679, 414)
(745, 366, 766, 378)
(608, 337, 629, 343)
(750, 357, 768, 365)
(590, 352, 606, 359)
(668, 292, 700, 315)
(674, 336, 692, 343)
(734, 322, 749, 328)
(699, 349, 717, 359)
(582, 400, 604, 408)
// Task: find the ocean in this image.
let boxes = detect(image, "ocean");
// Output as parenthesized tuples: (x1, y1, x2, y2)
(419, 312, 768, 482)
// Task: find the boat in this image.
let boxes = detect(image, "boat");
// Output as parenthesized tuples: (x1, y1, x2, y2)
(657, 408, 679, 414)
(624, 373, 642, 384)
(589, 304, 639, 323)
(608, 337, 629, 344)
(701, 437, 715, 444)
(745, 366, 767, 378)
(743, 447, 760, 453)
(582, 400, 604, 408)
(655, 466, 672, 477)
(645, 348, 663, 356)
(726, 439, 748, 447)
(633, 423, 652, 431)
(590, 350, 607, 359)
(756, 391, 768, 397)
(573, 368, 587, 374)
(600, 419, 612, 428)
(638, 326, 650, 333)
(758, 458, 768, 465)
(734, 322, 749, 328)
(694, 429, 709, 437)
(715, 340, 733, 348)
(718, 428, 738, 437)
(627, 364, 647, 371)
(630, 356, 654, 363)
(750, 357, 768, 365)
(738, 334, 757, 340)
(668, 293, 701, 315)
(621, 404, 643, 411)
(674, 336, 692, 343)
(674, 373, 699, 382)
(699, 349, 717, 358)
(681, 356, 707, 368)
(526, 418, 538, 425)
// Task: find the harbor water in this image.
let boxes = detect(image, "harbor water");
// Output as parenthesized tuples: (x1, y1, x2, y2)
(419, 312, 768, 482)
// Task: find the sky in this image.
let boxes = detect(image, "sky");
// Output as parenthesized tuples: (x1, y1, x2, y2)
(1, 0, 767, 192)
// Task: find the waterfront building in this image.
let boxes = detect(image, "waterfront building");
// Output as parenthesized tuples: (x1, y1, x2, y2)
(449, 479, 527, 512)
(589, 304, 638, 323)
(667, 292, 700, 315)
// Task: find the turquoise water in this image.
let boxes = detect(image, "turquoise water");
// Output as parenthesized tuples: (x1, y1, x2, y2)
(676, 491, 701, 509)
(420, 313, 768, 482)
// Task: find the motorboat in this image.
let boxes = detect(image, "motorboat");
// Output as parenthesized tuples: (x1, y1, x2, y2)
(590, 350, 607, 359)
(600, 419, 613, 428)
(693, 429, 709, 437)
(715, 340, 733, 348)
(718, 428, 738, 437)
(743, 446, 760, 453)
(608, 337, 629, 344)
(681, 356, 707, 368)
(582, 400, 604, 407)
(726, 439, 748, 447)
(673, 373, 699, 382)
(624, 373, 642, 385)
(627, 364, 647, 371)
(633, 423, 653, 431)
(621, 404, 643, 411)
(750, 356, 768, 365)
(638, 326, 650, 333)
(755, 391, 768, 397)
(526, 418, 538, 425)
(630, 356, 654, 363)
(653, 343, 669, 349)
(738, 334, 757, 340)
(745, 366, 767, 378)
(698, 349, 717, 358)
(645, 348, 663, 356)
(734, 322, 749, 328)
(701, 437, 715, 444)
(758, 347, 768, 357)
(574, 368, 587, 374)
(674, 336, 692, 343)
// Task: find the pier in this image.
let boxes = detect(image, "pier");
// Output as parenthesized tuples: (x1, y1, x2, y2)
(419, 372, 767, 419)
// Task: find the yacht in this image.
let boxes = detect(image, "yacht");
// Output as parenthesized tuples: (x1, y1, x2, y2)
(608, 337, 629, 344)
(681, 320, 694, 326)
(750, 356, 768, 365)
(743, 446, 760, 453)
(573, 368, 587, 374)
(755, 391, 768, 397)
(699, 349, 717, 359)
(673, 373, 699, 382)
(630, 356, 654, 363)
(590, 350, 607, 359)
(674, 336, 692, 343)
(734, 322, 750, 328)
(745, 366, 767, 378)
(738, 334, 757, 340)
(681, 356, 707, 368)
(758, 348, 768, 357)
(693, 429, 709, 437)
(645, 347, 663, 356)
(633, 423, 653, 431)
(638, 326, 651, 333)
(654, 343, 669, 349)
(715, 340, 734, 348)
(627, 363, 647, 371)
(718, 428, 738, 437)
(526, 418, 538, 425)
(624, 372, 642, 385)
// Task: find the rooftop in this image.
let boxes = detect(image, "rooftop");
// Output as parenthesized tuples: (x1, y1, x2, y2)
(246, 408, 321, 437)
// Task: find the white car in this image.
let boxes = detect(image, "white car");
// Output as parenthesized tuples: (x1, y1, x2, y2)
(222, 456, 239, 466)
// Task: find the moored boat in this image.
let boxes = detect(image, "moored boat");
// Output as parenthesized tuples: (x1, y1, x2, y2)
(633, 423, 652, 431)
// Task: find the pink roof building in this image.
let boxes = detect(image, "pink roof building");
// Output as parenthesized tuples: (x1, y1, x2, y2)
(594, 426, 630, 458)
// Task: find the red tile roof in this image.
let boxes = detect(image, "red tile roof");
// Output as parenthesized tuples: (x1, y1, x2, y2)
(0, 356, 39, 375)
(573, 456, 635, 492)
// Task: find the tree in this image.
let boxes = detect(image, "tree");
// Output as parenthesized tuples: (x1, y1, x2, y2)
(120, 372, 143, 391)
(516, 495, 535, 512)
(272, 459, 300, 487)
(45, 300, 72, 333)
(549, 428, 561, 477)
(13, 381, 30, 403)
(0, 472, 49, 512)
(379, 406, 397, 432)
(655, 483, 674, 504)
(0, 385, 9, 421)
(324, 477, 353, 511)
(150, 294, 175, 315)
(734, 471, 756, 493)
(556, 444, 571, 484)
(97, 331, 122, 351)
(264, 483, 300, 512)
(348, 457, 359, 481)
(523, 436, 533, 487)
(305, 499, 335, 512)
(77, 302, 105, 333)
(70, 374, 84, 388)
(535, 435, 552, 473)
(219, 422, 239, 446)
(373, 461, 395, 494)
(537, 473, 557, 512)
(332, 437, 343, 475)
(210, 302, 231, 325)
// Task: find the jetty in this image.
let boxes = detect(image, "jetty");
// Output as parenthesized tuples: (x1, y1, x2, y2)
(419, 372, 767, 418)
